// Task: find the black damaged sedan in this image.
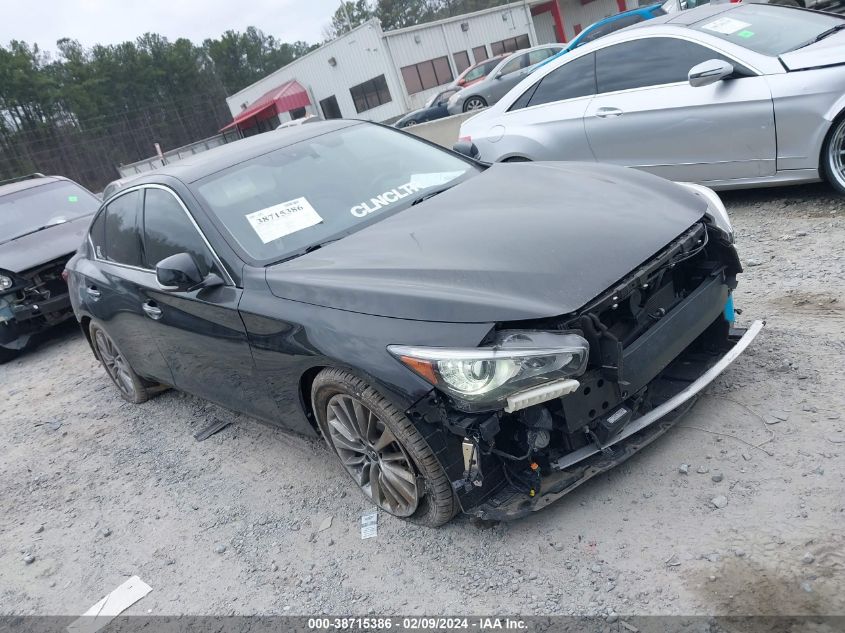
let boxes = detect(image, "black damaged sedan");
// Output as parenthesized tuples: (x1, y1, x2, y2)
(67, 120, 761, 526)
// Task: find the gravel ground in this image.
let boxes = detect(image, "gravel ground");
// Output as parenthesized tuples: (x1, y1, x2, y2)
(1, 183, 843, 618)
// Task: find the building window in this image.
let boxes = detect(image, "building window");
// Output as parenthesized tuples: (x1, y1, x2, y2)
(320, 95, 342, 119)
(490, 34, 531, 56)
(400, 56, 454, 95)
(349, 75, 392, 113)
(453, 51, 471, 74)
(472, 45, 488, 62)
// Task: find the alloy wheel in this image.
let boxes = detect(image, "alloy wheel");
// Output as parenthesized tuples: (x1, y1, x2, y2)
(829, 119, 845, 191)
(94, 329, 136, 399)
(464, 97, 486, 111)
(326, 394, 420, 516)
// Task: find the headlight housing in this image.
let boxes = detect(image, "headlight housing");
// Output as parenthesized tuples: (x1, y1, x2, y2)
(389, 330, 589, 412)
(0, 274, 14, 292)
(679, 182, 733, 243)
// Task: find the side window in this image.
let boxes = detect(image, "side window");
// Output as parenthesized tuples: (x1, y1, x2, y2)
(500, 54, 528, 76)
(103, 191, 143, 267)
(527, 49, 553, 65)
(142, 188, 215, 276)
(89, 210, 106, 259)
(596, 37, 734, 94)
(518, 53, 596, 109)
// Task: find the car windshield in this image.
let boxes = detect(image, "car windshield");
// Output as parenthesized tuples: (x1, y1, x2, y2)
(692, 5, 845, 55)
(0, 180, 99, 243)
(193, 123, 478, 263)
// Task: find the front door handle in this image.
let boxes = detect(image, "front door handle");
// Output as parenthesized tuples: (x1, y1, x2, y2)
(595, 107, 624, 118)
(142, 301, 163, 320)
(86, 286, 101, 300)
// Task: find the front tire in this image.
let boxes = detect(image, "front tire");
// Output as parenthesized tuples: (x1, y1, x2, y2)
(823, 116, 845, 195)
(0, 347, 18, 364)
(463, 96, 487, 112)
(312, 368, 458, 527)
(402, 119, 418, 128)
(89, 322, 153, 404)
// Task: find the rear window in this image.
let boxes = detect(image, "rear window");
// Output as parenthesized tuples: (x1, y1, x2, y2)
(692, 5, 845, 56)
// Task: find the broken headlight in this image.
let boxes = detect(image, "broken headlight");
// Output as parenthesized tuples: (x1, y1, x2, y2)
(388, 331, 589, 412)
(679, 182, 733, 243)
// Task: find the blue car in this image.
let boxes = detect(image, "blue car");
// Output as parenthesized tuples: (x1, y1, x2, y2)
(535, 3, 666, 69)
(394, 87, 460, 129)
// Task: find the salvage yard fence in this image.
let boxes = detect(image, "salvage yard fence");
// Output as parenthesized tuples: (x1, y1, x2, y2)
(0, 91, 233, 193)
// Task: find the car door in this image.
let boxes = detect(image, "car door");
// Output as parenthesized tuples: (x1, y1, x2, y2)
(584, 36, 776, 182)
(497, 52, 598, 161)
(83, 189, 174, 384)
(137, 185, 281, 421)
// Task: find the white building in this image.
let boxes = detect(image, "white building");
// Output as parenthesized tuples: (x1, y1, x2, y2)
(222, 0, 640, 133)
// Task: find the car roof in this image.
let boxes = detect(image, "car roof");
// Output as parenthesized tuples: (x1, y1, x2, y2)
(131, 119, 361, 185)
(0, 175, 68, 197)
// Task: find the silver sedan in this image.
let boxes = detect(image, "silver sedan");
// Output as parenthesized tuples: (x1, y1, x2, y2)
(446, 44, 563, 115)
(459, 4, 845, 192)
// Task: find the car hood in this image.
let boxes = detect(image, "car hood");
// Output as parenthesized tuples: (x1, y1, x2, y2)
(265, 163, 707, 323)
(0, 214, 91, 273)
(780, 31, 845, 71)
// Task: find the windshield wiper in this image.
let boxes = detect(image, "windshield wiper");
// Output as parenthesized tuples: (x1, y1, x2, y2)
(0, 221, 66, 246)
(789, 23, 845, 51)
(276, 237, 344, 264)
(410, 186, 454, 206)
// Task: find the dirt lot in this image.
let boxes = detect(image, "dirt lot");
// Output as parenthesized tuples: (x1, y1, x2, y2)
(1, 183, 844, 618)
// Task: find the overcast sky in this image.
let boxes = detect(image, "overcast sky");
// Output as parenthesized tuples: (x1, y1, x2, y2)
(3, 0, 342, 54)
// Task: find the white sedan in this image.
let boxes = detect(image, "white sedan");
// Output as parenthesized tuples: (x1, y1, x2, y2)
(458, 3, 845, 192)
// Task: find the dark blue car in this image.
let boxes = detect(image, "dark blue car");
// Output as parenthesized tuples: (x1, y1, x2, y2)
(393, 87, 460, 129)
(536, 3, 666, 70)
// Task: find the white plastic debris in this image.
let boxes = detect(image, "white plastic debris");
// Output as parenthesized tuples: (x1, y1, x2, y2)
(361, 512, 378, 539)
(67, 576, 152, 633)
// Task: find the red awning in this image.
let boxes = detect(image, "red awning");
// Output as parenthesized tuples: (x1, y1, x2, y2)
(220, 80, 311, 132)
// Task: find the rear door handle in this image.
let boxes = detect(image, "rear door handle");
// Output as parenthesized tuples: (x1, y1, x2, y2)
(142, 301, 163, 320)
(86, 286, 101, 300)
(595, 107, 623, 118)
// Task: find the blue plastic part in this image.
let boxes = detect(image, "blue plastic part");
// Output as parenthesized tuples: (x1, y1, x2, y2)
(724, 293, 735, 323)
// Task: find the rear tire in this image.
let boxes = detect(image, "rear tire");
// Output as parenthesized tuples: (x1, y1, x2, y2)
(822, 115, 845, 195)
(89, 322, 154, 404)
(402, 119, 418, 128)
(0, 347, 18, 364)
(312, 368, 458, 527)
(463, 96, 487, 112)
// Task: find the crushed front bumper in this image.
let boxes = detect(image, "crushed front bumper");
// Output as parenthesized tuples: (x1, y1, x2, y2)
(0, 291, 73, 351)
(470, 320, 763, 521)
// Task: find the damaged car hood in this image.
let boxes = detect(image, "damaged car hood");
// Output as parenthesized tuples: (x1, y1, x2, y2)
(265, 162, 707, 322)
(0, 214, 91, 273)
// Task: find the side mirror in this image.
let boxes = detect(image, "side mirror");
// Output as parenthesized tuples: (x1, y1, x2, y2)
(689, 59, 734, 88)
(156, 252, 221, 292)
(453, 140, 480, 159)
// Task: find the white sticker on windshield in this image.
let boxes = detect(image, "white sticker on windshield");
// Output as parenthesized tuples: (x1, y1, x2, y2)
(246, 197, 323, 244)
(410, 171, 465, 189)
(701, 17, 751, 35)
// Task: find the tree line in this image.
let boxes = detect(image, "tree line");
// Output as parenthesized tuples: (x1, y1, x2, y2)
(1, 0, 506, 191)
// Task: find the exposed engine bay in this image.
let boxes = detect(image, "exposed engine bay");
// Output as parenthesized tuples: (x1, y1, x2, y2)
(409, 221, 759, 519)
(0, 256, 74, 353)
